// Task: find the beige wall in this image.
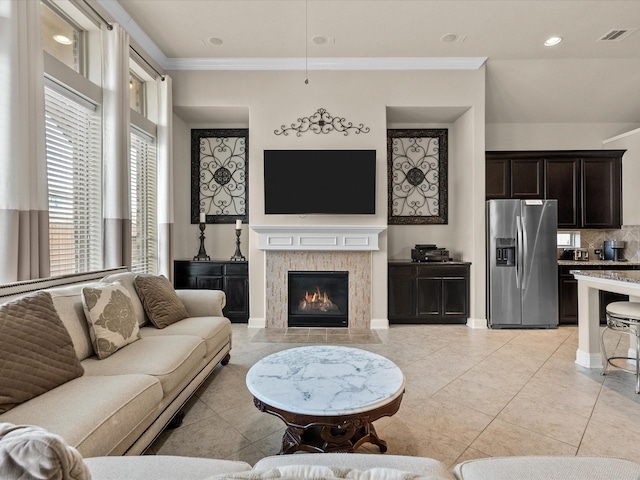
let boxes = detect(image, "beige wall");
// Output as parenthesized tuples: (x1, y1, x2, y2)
(171, 68, 486, 327)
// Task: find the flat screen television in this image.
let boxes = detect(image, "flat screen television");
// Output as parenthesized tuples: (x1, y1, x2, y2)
(264, 150, 376, 214)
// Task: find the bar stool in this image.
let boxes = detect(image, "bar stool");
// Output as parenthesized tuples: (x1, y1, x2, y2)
(600, 301, 640, 394)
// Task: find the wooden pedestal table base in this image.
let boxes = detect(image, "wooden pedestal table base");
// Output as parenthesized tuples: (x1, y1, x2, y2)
(246, 345, 406, 455)
(254, 390, 403, 454)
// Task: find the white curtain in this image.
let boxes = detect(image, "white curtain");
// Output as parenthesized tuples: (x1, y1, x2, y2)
(0, 0, 49, 283)
(157, 75, 174, 279)
(101, 23, 131, 269)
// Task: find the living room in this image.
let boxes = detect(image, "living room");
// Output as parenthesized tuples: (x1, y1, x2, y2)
(2, 1, 640, 478)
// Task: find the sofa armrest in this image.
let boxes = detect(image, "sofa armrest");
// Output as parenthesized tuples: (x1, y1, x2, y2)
(175, 290, 226, 317)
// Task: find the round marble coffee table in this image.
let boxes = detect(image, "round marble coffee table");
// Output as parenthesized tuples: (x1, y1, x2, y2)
(246, 345, 405, 454)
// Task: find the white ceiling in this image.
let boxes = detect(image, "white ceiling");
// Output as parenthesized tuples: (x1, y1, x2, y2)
(100, 0, 640, 124)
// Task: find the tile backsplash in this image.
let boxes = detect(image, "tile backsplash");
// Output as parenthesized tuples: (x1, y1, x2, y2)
(580, 225, 640, 262)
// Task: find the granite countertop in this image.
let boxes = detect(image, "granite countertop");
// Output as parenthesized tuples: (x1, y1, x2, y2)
(558, 259, 640, 266)
(571, 269, 640, 284)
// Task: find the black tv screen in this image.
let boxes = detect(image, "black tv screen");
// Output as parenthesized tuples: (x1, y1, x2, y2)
(264, 150, 376, 214)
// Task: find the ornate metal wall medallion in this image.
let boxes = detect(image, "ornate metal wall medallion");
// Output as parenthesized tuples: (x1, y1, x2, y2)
(191, 129, 249, 224)
(274, 108, 370, 136)
(387, 129, 448, 225)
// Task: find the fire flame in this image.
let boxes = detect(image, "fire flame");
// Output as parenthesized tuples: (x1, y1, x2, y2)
(298, 287, 338, 312)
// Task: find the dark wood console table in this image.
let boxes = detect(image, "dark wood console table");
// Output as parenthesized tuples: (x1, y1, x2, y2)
(174, 260, 248, 323)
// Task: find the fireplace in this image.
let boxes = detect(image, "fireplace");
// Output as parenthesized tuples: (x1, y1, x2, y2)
(288, 271, 348, 327)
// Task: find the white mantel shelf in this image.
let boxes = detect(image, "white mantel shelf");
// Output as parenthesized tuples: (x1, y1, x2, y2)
(251, 225, 386, 251)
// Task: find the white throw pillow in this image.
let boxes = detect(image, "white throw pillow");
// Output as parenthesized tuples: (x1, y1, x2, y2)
(81, 281, 141, 359)
(206, 465, 437, 479)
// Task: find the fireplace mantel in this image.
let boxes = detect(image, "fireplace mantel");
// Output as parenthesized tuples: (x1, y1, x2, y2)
(251, 225, 386, 251)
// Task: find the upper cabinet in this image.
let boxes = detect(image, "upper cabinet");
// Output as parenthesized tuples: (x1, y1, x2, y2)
(486, 150, 624, 229)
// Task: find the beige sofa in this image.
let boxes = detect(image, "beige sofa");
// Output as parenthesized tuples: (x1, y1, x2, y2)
(0, 267, 232, 458)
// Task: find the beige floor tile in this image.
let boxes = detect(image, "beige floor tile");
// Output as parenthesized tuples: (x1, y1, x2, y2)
(452, 447, 491, 468)
(432, 377, 516, 416)
(470, 419, 577, 457)
(590, 382, 640, 435)
(497, 396, 590, 446)
(578, 419, 640, 464)
(216, 401, 284, 444)
(516, 377, 600, 418)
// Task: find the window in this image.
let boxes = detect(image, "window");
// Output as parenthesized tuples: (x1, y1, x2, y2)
(41, 1, 84, 74)
(557, 231, 580, 248)
(129, 71, 146, 115)
(130, 128, 158, 274)
(45, 83, 102, 276)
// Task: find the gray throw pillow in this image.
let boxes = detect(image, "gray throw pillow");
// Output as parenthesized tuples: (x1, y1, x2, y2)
(0, 292, 84, 414)
(133, 275, 189, 328)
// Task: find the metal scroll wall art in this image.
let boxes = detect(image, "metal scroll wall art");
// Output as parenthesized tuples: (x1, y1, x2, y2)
(274, 108, 370, 136)
(387, 129, 448, 225)
(191, 128, 249, 224)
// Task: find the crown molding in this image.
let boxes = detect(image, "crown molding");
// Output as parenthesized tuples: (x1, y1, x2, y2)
(164, 56, 487, 71)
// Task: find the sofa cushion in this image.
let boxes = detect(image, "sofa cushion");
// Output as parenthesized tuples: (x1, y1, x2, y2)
(134, 275, 189, 328)
(101, 272, 149, 326)
(0, 374, 162, 458)
(48, 284, 96, 360)
(139, 316, 231, 356)
(82, 281, 141, 359)
(0, 291, 84, 414)
(84, 455, 252, 480)
(81, 336, 206, 396)
(452, 456, 640, 480)
(0, 423, 90, 480)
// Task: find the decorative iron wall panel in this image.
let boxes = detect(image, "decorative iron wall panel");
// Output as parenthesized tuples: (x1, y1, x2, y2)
(191, 129, 248, 224)
(387, 129, 448, 225)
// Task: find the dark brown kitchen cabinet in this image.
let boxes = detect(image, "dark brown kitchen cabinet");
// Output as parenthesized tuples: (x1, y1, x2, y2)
(174, 260, 249, 323)
(388, 261, 470, 324)
(487, 150, 624, 229)
(558, 264, 638, 325)
(485, 157, 543, 199)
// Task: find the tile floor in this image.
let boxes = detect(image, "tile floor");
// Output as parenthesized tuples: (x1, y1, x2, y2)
(149, 324, 640, 468)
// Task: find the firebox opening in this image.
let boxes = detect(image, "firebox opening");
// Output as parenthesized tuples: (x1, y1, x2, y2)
(288, 271, 348, 328)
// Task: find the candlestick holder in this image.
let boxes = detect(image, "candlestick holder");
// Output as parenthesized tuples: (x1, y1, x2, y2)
(193, 222, 211, 261)
(230, 229, 246, 261)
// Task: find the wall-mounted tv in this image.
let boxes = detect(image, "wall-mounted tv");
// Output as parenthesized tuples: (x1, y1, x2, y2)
(264, 150, 376, 215)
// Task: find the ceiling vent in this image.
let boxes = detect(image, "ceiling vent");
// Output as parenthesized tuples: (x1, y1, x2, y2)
(597, 28, 638, 42)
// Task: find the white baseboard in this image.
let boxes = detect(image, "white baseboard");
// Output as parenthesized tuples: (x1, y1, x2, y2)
(248, 317, 265, 329)
(575, 349, 602, 369)
(370, 318, 389, 329)
(467, 317, 488, 329)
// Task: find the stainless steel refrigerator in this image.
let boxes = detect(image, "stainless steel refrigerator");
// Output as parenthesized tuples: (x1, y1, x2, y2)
(487, 199, 558, 328)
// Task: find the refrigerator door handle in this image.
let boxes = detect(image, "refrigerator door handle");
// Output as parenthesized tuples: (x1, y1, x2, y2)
(516, 216, 522, 289)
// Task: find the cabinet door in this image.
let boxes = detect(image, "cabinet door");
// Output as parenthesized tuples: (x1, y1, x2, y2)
(558, 275, 578, 325)
(442, 277, 468, 316)
(511, 159, 544, 199)
(388, 272, 415, 318)
(486, 158, 510, 199)
(224, 276, 249, 319)
(546, 158, 580, 229)
(416, 277, 442, 317)
(581, 158, 622, 229)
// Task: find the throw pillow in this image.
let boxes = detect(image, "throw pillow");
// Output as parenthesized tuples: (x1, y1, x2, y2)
(81, 281, 141, 359)
(0, 292, 84, 414)
(133, 275, 189, 328)
(206, 465, 430, 479)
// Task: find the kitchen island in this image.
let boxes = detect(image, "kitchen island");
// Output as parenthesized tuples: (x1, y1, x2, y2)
(572, 269, 640, 368)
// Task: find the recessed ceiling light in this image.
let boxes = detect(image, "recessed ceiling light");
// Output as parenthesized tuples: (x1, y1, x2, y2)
(53, 34, 72, 45)
(544, 36, 562, 47)
(208, 37, 223, 46)
(440, 33, 459, 43)
(312, 35, 327, 45)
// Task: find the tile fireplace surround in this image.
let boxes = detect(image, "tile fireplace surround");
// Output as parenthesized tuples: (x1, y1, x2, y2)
(253, 226, 386, 330)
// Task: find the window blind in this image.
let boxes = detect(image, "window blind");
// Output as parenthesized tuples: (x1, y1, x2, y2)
(130, 127, 158, 274)
(44, 85, 102, 276)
